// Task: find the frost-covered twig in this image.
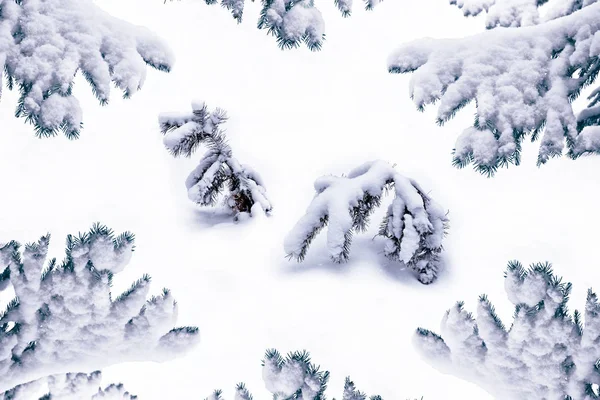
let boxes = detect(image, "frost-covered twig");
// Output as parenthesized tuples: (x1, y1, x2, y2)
(165, 0, 382, 51)
(388, 2, 600, 175)
(0, 0, 173, 138)
(205, 349, 385, 400)
(159, 101, 272, 219)
(285, 160, 448, 284)
(415, 261, 600, 399)
(0, 224, 199, 394)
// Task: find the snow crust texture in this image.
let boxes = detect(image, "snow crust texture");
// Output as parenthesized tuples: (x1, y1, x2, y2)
(389, 1, 600, 174)
(0, 224, 199, 395)
(160, 101, 272, 219)
(205, 349, 383, 400)
(167, 0, 382, 51)
(285, 160, 448, 284)
(0, 0, 173, 138)
(415, 261, 600, 400)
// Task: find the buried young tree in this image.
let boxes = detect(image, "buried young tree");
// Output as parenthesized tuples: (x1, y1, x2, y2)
(284, 160, 448, 284)
(166, 0, 383, 51)
(204, 349, 384, 400)
(0, 224, 199, 398)
(388, 0, 600, 175)
(0, 0, 173, 138)
(159, 101, 272, 220)
(415, 261, 600, 399)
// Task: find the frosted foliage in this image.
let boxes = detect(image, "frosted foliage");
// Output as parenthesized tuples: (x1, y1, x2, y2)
(0, 371, 137, 400)
(450, 0, 599, 27)
(389, 3, 600, 174)
(0, 224, 199, 394)
(159, 101, 272, 219)
(284, 160, 448, 284)
(414, 261, 600, 400)
(43, 371, 137, 400)
(0, 0, 173, 138)
(206, 350, 384, 400)
(168, 0, 381, 51)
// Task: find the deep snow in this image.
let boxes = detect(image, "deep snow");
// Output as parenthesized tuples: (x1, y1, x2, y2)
(2, 0, 600, 398)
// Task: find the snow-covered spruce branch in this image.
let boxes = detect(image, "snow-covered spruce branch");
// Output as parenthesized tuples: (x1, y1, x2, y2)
(284, 160, 448, 284)
(204, 349, 388, 400)
(159, 101, 272, 219)
(0, 0, 173, 138)
(449, 0, 593, 28)
(3, 371, 136, 400)
(388, 2, 600, 175)
(415, 261, 600, 399)
(0, 224, 199, 394)
(165, 0, 382, 51)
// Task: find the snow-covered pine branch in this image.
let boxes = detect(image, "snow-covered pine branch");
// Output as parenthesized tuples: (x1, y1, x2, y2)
(388, 2, 600, 175)
(0, 224, 199, 395)
(414, 261, 600, 399)
(449, 0, 593, 28)
(159, 101, 272, 220)
(3, 371, 136, 400)
(165, 0, 382, 51)
(205, 349, 385, 400)
(0, 0, 173, 138)
(284, 160, 448, 284)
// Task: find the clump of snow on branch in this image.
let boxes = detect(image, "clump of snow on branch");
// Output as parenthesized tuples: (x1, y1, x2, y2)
(414, 261, 600, 399)
(0, 224, 199, 394)
(204, 349, 385, 400)
(285, 160, 448, 284)
(1, 371, 136, 400)
(159, 101, 272, 220)
(0, 0, 173, 138)
(166, 0, 382, 51)
(449, 0, 596, 28)
(389, 2, 600, 175)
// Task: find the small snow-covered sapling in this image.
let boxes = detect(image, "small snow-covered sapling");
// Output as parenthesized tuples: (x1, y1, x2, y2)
(415, 261, 600, 399)
(159, 101, 272, 220)
(166, 0, 383, 51)
(0, 224, 199, 397)
(0, 0, 173, 138)
(388, 1, 600, 174)
(205, 349, 384, 400)
(285, 160, 448, 284)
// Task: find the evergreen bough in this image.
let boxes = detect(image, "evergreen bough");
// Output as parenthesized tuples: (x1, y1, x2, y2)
(166, 0, 383, 51)
(205, 349, 386, 400)
(159, 101, 272, 220)
(388, 1, 600, 175)
(4, 371, 137, 399)
(0, 224, 199, 396)
(284, 160, 448, 284)
(0, 0, 173, 138)
(415, 261, 600, 399)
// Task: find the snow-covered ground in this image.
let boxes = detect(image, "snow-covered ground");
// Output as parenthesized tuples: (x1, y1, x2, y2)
(2, 0, 600, 398)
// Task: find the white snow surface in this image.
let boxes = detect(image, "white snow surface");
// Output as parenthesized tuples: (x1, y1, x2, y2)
(2, 0, 600, 398)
